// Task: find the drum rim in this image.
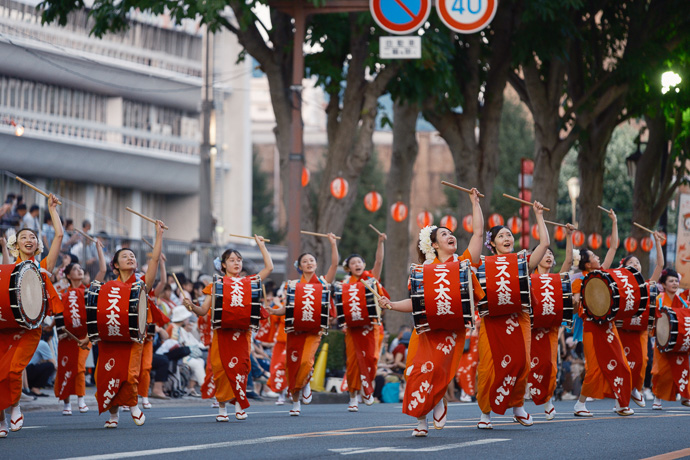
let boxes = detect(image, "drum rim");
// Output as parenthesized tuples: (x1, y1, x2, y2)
(17, 262, 45, 322)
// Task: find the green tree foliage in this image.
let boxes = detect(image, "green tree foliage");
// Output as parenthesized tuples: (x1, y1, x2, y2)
(251, 152, 283, 243)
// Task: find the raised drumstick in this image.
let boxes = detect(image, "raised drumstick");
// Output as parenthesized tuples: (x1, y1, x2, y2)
(544, 220, 567, 228)
(126, 207, 168, 230)
(76, 228, 97, 244)
(597, 205, 612, 213)
(228, 233, 271, 243)
(171, 273, 186, 301)
(441, 181, 485, 198)
(141, 238, 154, 250)
(300, 230, 342, 240)
(368, 224, 383, 235)
(502, 193, 551, 212)
(15, 176, 62, 205)
(633, 222, 667, 240)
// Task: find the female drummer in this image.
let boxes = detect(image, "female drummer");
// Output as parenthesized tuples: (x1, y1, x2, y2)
(53, 240, 107, 416)
(618, 231, 664, 408)
(99, 220, 165, 429)
(571, 210, 634, 417)
(472, 201, 549, 429)
(651, 268, 690, 409)
(269, 233, 339, 417)
(528, 224, 575, 421)
(0, 194, 63, 438)
(379, 189, 484, 437)
(184, 235, 273, 422)
(341, 231, 387, 413)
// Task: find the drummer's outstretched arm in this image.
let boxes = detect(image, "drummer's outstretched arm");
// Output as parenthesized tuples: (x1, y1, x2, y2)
(255, 235, 274, 281)
(378, 297, 413, 313)
(185, 295, 211, 316)
(94, 240, 107, 283)
(45, 194, 64, 272)
(528, 201, 550, 271)
(153, 254, 168, 297)
(650, 231, 665, 282)
(601, 210, 618, 270)
(269, 304, 286, 316)
(0, 237, 9, 262)
(324, 233, 339, 284)
(466, 188, 484, 264)
(559, 224, 576, 273)
(144, 220, 166, 291)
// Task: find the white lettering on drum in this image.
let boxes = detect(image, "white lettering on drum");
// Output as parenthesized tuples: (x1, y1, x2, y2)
(681, 318, 690, 352)
(68, 289, 82, 329)
(106, 287, 122, 337)
(539, 274, 556, 316)
(433, 265, 453, 315)
(613, 270, 636, 312)
(347, 284, 363, 321)
(301, 284, 316, 322)
(495, 257, 512, 306)
(230, 279, 244, 307)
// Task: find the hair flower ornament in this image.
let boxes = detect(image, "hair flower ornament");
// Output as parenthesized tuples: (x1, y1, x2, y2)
(418, 225, 437, 262)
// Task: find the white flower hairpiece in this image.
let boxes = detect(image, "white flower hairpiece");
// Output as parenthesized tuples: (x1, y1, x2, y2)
(418, 225, 437, 263)
(572, 249, 581, 270)
(6, 230, 44, 259)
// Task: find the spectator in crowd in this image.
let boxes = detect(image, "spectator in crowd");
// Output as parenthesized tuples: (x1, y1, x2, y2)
(26, 329, 56, 397)
(41, 213, 55, 258)
(170, 306, 206, 397)
(11, 203, 27, 230)
(62, 219, 79, 252)
(389, 326, 411, 353)
(561, 336, 585, 400)
(391, 331, 410, 376)
(21, 204, 40, 232)
(148, 326, 171, 400)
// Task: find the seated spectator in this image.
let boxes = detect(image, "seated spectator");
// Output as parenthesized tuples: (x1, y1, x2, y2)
(389, 325, 412, 353)
(561, 336, 585, 400)
(26, 330, 56, 397)
(391, 331, 410, 376)
(149, 326, 171, 399)
(170, 306, 206, 397)
(21, 204, 40, 232)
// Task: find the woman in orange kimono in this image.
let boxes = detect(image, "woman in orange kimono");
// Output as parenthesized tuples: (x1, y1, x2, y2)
(185, 235, 273, 422)
(651, 269, 690, 409)
(269, 233, 339, 416)
(266, 284, 288, 405)
(341, 231, 387, 413)
(618, 231, 663, 408)
(380, 189, 484, 437)
(1, 194, 63, 437)
(475, 200, 549, 429)
(53, 240, 107, 416)
(99, 220, 165, 429)
(571, 210, 633, 417)
(527, 223, 574, 421)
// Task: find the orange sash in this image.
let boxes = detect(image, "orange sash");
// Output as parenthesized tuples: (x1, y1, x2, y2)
(527, 326, 558, 405)
(216, 328, 251, 409)
(456, 331, 478, 396)
(267, 341, 287, 393)
(55, 338, 90, 400)
(285, 332, 320, 393)
(581, 321, 631, 405)
(345, 326, 378, 396)
(618, 329, 648, 391)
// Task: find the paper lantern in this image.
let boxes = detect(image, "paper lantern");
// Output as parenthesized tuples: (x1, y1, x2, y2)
(440, 215, 458, 233)
(659, 232, 667, 246)
(530, 224, 539, 240)
(330, 177, 349, 200)
(416, 211, 433, 229)
(572, 230, 585, 247)
(462, 215, 473, 233)
(606, 235, 611, 249)
(640, 236, 654, 252)
(588, 233, 603, 250)
(364, 191, 382, 213)
(624, 237, 638, 253)
(507, 216, 521, 234)
(391, 202, 408, 222)
(554, 225, 566, 242)
(488, 213, 505, 228)
(301, 167, 310, 187)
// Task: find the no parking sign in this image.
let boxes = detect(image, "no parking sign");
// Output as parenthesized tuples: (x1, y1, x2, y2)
(436, 0, 498, 34)
(370, 0, 432, 35)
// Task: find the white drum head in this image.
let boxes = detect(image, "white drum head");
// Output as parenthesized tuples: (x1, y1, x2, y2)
(656, 313, 670, 348)
(583, 278, 611, 317)
(19, 266, 44, 321)
(137, 289, 148, 336)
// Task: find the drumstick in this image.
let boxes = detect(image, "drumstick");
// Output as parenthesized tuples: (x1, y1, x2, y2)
(597, 205, 612, 213)
(171, 272, 186, 304)
(633, 222, 667, 240)
(63, 328, 81, 343)
(228, 233, 271, 243)
(441, 181, 485, 198)
(544, 220, 567, 228)
(126, 207, 169, 230)
(502, 193, 551, 212)
(141, 237, 154, 250)
(15, 176, 62, 205)
(362, 279, 385, 304)
(75, 228, 97, 244)
(300, 230, 342, 240)
(368, 224, 383, 235)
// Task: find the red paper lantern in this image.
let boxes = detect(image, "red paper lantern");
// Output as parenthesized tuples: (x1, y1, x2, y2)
(572, 230, 585, 247)
(624, 236, 638, 253)
(330, 177, 349, 200)
(488, 213, 505, 228)
(640, 236, 654, 252)
(531, 224, 539, 240)
(301, 167, 310, 187)
(416, 211, 433, 229)
(462, 215, 473, 233)
(440, 215, 458, 233)
(363, 191, 382, 213)
(659, 232, 667, 246)
(588, 233, 603, 250)
(507, 216, 521, 234)
(606, 235, 611, 249)
(391, 201, 408, 222)
(554, 225, 566, 242)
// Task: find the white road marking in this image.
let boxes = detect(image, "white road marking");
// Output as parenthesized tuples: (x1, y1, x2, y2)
(57, 435, 297, 460)
(22, 426, 45, 429)
(161, 410, 287, 420)
(330, 438, 510, 455)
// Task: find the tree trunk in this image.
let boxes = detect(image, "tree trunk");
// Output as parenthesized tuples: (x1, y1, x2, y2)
(383, 100, 420, 332)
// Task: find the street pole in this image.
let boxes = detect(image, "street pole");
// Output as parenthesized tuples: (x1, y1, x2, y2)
(199, 27, 215, 243)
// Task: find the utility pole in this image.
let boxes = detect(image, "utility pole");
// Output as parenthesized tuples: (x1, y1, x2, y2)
(199, 26, 215, 243)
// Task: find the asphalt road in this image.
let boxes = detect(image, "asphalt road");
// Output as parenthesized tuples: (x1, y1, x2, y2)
(2, 398, 690, 459)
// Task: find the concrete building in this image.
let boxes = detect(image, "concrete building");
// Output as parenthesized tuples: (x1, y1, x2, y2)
(0, 0, 252, 244)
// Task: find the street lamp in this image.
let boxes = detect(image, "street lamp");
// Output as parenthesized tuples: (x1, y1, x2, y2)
(567, 177, 580, 225)
(661, 71, 682, 94)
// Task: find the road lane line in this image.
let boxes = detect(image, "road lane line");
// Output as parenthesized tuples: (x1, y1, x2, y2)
(330, 438, 511, 455)
(161, 410, 287, 419)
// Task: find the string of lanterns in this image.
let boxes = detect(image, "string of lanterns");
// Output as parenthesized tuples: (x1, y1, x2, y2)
(324, 175, 662, 253)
